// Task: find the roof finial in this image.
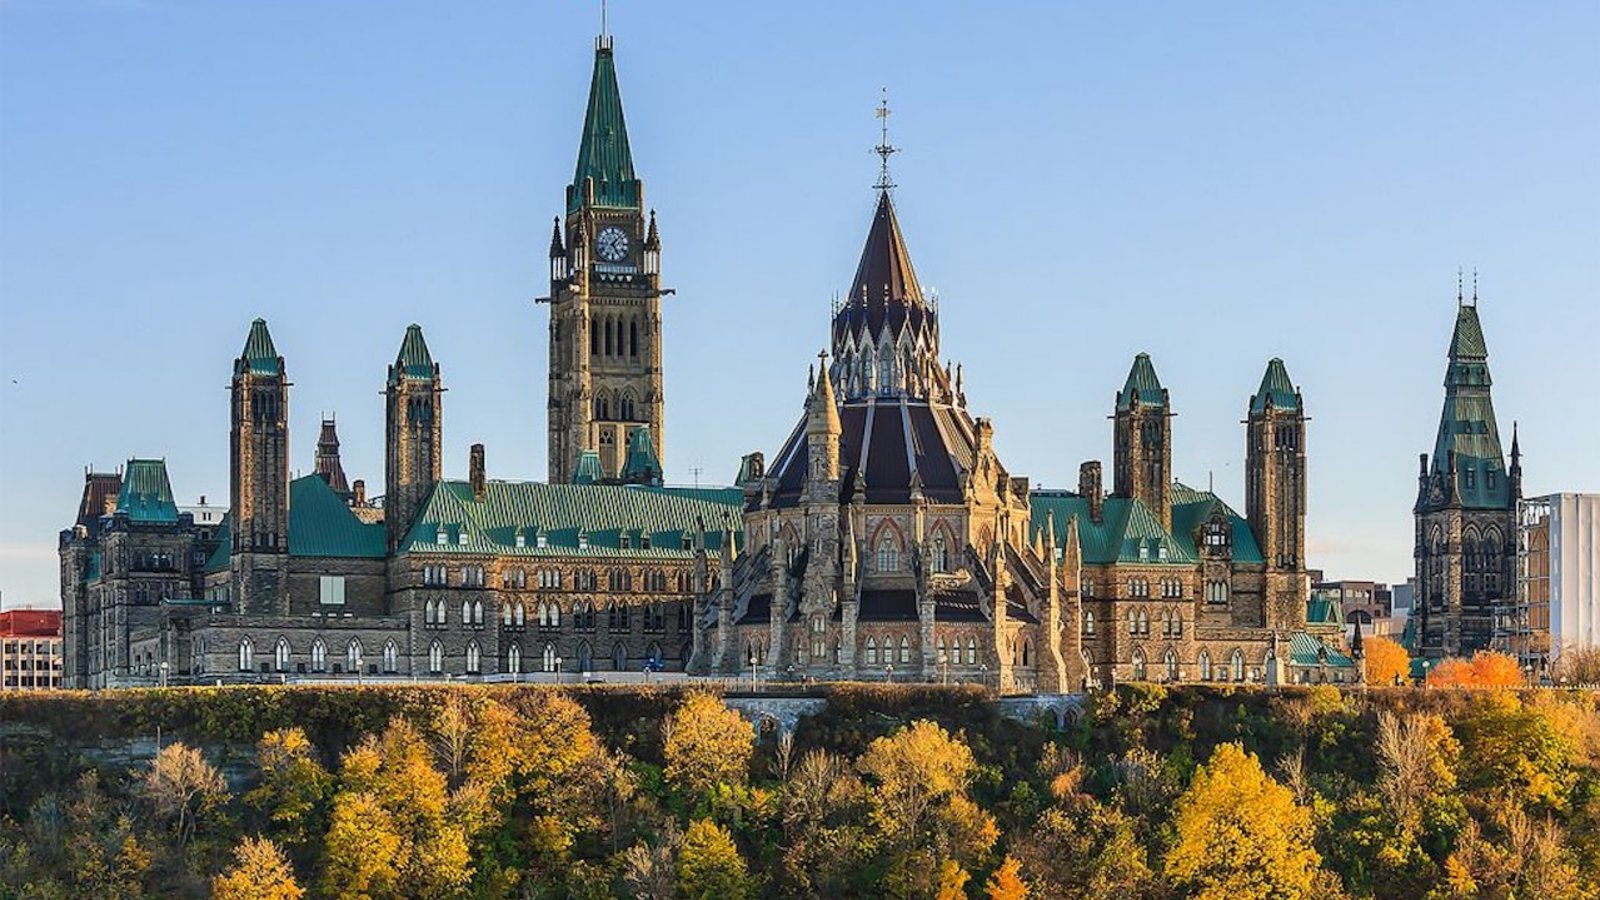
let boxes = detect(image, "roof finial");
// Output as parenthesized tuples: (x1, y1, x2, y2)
(597, 0, 612, 49)
(873, 87, 898, 192)
(1457, 268, 1464, 306)
(1472, 268, 1479, 305)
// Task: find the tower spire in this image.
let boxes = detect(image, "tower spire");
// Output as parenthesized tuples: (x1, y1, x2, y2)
(873, 87, 898, 192)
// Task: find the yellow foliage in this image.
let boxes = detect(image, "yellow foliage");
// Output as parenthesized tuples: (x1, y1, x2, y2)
(1363, 636, 1411, 686)
(212, 835, 304, 900)
(858, 719, 978, 838)
(664, 692, 754, 798)
(934, 858, 971, 900)
(1163, 743, 1321, 900)
(984, 855, 1028, 900)
(677, 818, 752, 900)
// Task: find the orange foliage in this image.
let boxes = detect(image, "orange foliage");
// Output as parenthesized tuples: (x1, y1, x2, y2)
(1426, 651, 1526, 689)
(1363, 636, 1411, 686)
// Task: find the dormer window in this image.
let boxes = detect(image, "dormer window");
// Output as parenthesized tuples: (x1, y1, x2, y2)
(458, 529, 470, 546)
(640, 533, 651, 550)
(436, 528, 449, 545)
(537, 529, 548, 549)
(515, 530, 526, 549)
(620, 532, 632, 550)
(1204, 519, 1230, 549)
(578, 531, 590, 550)
(1464, 466, 1476, 490)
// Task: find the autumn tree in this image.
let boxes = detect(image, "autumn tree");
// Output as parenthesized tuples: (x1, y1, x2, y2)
(985, 855, 1028, 900)
(858, 719, 979, 841)
(144, 741, 228, 847)
(677, 818, 753, 900)
(1012, 763, 1154, 899)
(1163, 742, 1321, 900)
(1427, 650, 1525, 688)
(247, 727, 332, 850)
(1363, 636, 1411, 686)
(663, 692, 754, 799)
(212, 835, 304, 900)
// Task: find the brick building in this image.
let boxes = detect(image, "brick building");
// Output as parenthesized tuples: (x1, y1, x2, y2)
(1, 609, 63, 691)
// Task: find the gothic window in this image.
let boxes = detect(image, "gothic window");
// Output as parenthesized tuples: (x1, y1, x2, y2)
(866, 638, 878, 666)
(274, 638, 291, 672)
(514, 603, 525, 627)
(1205, 580, 1229, 605)
(347, 639, 363, 674)
(577, 641, 594, 671)
(1199, 649, 1211, 681)
(312, 639, 327, 672)
(383, 641, 398, 674)
(611, 643, 627, 671)
(967, 637, 978, 665)
(237, 638, 253, 672)
(1131, 649, 1146, 681)
(428, 640, 444, 674)
(937, 636, 948, 664)
(1084, 609, 1095, 636)
(645, 604, 666, 633)
(879, 355, 893, 395)
(1164, 648, 1178, 682)
(1138, 608, 1150, 635)
(629, 319, 638, 357)
(877, 538, 900, 573)
(604, 318, 613, 356)
(860, 349, 874, 394)
(1230, 649, 1245, 682)
(1127, 608, 1137, 634)
(502, 603, 513, 627)
(595, 395, 610, 420)
(899, 635, 911, 664)
(647, 642, 663, 668)
(932, 536, 949, 572)
(542, 643, 558, 673)
(1172, 610, 1183, 636)
(507, 643, 521, 674)
(1020, 640, 1030, 667)
(677, 602, 693, 633)
(607, 602, 630, 632)
(465, 640, 480, 674)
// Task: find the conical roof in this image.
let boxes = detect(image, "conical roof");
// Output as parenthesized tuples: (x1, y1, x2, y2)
(622, 426, 663, 486)
(834, 190, 929, 341)
(314, 418, 351, 495)
(1424, 299, 1511, 511)
(569, 41, 639, 211)
(237, 318, 282, 375)
(1448, 303, 1488, 360)
(390, 324, 435, 384)
(1117, 353, 1167, 410)
(1250, 358, 1300, 413)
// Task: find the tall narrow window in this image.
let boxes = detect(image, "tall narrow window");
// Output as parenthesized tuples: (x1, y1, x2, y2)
(877, 539, 899, 573)
(429, 640, 444, 674)
(238, 639, 253, 672)
(347, 639, 363, 674)
(507, 643, 521, 674)
(383, 641, 398, 674)
(311, 639, 327, 672)
(466, 641, 481, 674)
(274, 638, 291, 672)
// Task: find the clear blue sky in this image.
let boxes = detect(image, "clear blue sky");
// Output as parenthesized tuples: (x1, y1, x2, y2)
(2, 1, 1597, 609)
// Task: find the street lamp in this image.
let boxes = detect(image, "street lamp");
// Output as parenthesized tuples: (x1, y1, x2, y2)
(748, 648, 758, 692)
(555, 657, 563, 686)
(885, 664, 894, 684)
(1420, 659, 1431, 687)
(979, 663, 989, 690)
(158, 660, 169, 689)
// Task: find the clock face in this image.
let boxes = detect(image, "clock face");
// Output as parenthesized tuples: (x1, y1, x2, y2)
(595, 226, 630, 262)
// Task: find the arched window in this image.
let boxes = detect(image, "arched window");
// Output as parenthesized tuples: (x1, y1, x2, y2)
(466, 641, 481, 674)
(860, 348, 874, 393)
(1127, 608, 1137, 633)
(966, 637, 978, 665)
(429, 640, 444, 674)
(1131, 649, 1146, 681)
(932, 536, 949, 572)
(899, 635, 911, 664)
(577, 641, 593, 672)
(1230, 649, 1245, 683)
(473, 600, 484, 625)
(937, 636, 948, 663)
(877, 539, 899, 573)
(865, 638, 878, 666)
(879, 354, 893, 395)
(514, 603, 525, 627)
(1164, 648, 1178, 682)
(1137, 609, 1149, 635)
(507, 643, 521, 674)
(311, 639, 327, 673)
(646, 642, 663, 667)
(274, 638, 291, 672)
(542, 643, 558, 672)
(612, 643, 627, 671)
(238, 638, 254, 672)
(1199, 650, 1211, 681)
(383, 641, 398, 674)
(347, 639, 363, 674)
(1206, 580, 1229, 605)
(1173, 611, 1183, 636)
(1084, 609, 1096, 636)
(502, 603, 513, 626)
(424, 599, 436, 625)
(1021, 640, 1031, 667)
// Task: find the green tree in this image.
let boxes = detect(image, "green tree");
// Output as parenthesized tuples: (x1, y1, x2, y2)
(246, 727, 332, 849)
(212, 835, 304, 900)
(663, 693, 754, 800)
(677, 818, 752, 900)
(1163, 742, 1321, 900)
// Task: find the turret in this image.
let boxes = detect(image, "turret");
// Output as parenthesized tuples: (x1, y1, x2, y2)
(805, 351, 842, 484)
(230, 318, 290, 614)
(1113, 353, 1172, 530)
(386, 324, 442, 552)
(1246, 358, 1307, 572)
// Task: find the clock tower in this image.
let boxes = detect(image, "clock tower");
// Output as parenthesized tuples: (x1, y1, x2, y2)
(545, 33, 665, 484)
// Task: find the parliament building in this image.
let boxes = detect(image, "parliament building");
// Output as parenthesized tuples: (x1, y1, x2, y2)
(58, 32, 1355, 690)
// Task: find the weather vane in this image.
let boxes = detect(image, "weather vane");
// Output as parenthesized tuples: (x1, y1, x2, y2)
(874, 87, 898, 191)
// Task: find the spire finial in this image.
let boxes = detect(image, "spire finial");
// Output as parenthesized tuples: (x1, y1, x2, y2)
(1457, 268, 1464, 306)
(597, 0, 612, 49)
(1472, 268, 1479, 305)
(873, 87, 898, 192)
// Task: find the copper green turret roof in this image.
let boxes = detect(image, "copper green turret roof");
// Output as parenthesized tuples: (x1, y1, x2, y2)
(1250, 358, 1301, 414)
(622, 426, 663, 486)
(1116, 353, 1167, 410)
(236, 318, 282, 376)
(573, 450, 604, 485)
(116, 458, 179, 523)
(1424, 300, 1512, 511)
(389, 324, 435, 384)
(568, 40, 640, 212)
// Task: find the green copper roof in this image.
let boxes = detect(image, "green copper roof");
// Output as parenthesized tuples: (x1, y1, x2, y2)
(400, 480, 742, 558)
(205, 520, 231, 574)
(1427, 302, 1512, 510)
(622, 427, 663, 486)
(573, 450, 604, 485)
(1307, 591, 1343, 626)
(390, 324, 435, 384)
(1250, 358, 1300, 414)
(1289, 632, 1354, 669)
(237, 318, 282, 376)
(568, 42, 640, 212)
(1033, 483, 1265, 567)
(116, 459, 179, 523)
(287, 475, 386, 559)
(1116, 353, 1167, 411)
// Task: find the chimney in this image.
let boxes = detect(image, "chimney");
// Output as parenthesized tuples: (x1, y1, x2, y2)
(1079, 461, 1103, 524)
(470, 444, 486, 502)
(352, 479, 366, 506)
